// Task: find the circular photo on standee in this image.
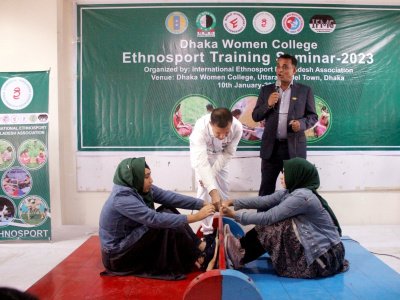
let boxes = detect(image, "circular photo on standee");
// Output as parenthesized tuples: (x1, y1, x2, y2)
(172, 95, 216, 141)
(1, 77, 34, 110)
(305, 96, 332, 142)
(231, 95, 264, 143)
(19, 196, 49, 226)
(18, 139, 47, 170)
(0, 196, 16, 227)
(1, 167, 32, 199)
(0, 140, 16, 171)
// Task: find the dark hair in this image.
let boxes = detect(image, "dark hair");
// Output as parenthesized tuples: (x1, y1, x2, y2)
(206, 103, 214, 111)
(278, 53, 297, 67)
(210, 108, 233, 128)
(175, 103, 181, 113)
(231, 109, 242, 117)
(0, 287, 38, 300)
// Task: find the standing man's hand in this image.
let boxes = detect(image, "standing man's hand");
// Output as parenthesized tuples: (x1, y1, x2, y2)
(209, 189, 221, 210)
(289, 120, 301, 132)
(267, 92, 280, 108)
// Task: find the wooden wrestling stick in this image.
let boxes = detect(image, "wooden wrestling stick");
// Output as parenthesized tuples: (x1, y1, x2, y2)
(206, 213, 227, 271)
(218, 213, 227, 270)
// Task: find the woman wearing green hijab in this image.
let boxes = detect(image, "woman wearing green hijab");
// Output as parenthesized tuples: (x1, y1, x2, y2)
(221, 157, 349, 278)
(99, 157, 216, 280)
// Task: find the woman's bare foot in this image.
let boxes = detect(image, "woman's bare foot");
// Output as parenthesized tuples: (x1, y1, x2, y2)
(195, 255, 205, 269)
(198, 240, 206, 252)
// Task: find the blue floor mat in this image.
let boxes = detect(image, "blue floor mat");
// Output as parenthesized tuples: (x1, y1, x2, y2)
(240, 238, 400, 300)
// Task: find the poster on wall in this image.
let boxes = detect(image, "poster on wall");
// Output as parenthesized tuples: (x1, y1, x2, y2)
(77, 3, 400, 152)
(0, 71, 51, 241)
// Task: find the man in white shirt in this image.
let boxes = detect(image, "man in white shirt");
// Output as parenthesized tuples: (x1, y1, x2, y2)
(190, 107, 243, 236)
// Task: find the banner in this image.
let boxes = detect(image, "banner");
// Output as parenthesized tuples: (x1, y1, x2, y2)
(77, 3, 400, 151)
(0, 71, 51, 241)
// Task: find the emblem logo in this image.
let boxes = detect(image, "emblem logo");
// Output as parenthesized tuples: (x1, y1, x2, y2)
(165, 12, 188, 34)
(282, 12, 304, 35)
(309, 15, 336, 33)
(196, 11, 216, 37)
(253, 12, 276, 34)
(223, 11, 246, 34)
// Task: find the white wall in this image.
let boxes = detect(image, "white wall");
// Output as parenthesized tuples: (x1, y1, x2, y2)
(1, 0, 399, 230)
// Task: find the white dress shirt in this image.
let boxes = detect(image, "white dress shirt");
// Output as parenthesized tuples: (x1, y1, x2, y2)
(189, 113, 243, 193)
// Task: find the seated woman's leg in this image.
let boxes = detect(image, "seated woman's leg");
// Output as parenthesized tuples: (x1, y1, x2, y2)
(255, 218, 347, 278)
(102, 206, 203, 279)
(239, 228, 266, 264)
(102, 226, 201, 279)
(313, 242, 349, 277)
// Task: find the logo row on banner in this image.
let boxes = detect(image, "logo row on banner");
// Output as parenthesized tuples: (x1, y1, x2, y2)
(166, 11, 336, 36)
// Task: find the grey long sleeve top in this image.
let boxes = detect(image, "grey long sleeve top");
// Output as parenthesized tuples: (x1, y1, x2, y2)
(233, 189, 341, 265)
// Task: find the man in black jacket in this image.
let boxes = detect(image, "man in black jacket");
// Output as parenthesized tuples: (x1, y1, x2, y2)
(252, 53, 318, 196)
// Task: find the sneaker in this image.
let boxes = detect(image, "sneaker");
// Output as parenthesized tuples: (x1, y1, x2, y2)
(224, 223, 240, 241)
(224, 224, 244, 269)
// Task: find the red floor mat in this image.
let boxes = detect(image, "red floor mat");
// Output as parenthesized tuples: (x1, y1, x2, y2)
(27, 236, 202, 300)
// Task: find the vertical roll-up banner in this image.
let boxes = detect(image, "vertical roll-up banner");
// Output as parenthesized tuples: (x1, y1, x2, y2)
(0, 71, 51, 241)
(77, 4, 400, 152)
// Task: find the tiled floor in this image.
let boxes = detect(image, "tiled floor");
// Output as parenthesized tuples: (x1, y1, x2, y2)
(341, 225, 400, 274)
(0, 225, 399, 296)
(0, 225, 98, 292)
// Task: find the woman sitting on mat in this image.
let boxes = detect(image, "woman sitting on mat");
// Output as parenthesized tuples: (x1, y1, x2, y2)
(99, 157, 217, 280)
(221, 157, 349, 278)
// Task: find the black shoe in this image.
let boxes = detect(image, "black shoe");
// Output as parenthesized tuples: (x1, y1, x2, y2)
(203, 231, 217, 249)
(200, 234, 217, 271)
